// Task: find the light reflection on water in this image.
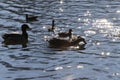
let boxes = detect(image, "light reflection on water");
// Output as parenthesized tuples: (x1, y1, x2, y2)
(0, 0, 120, 80)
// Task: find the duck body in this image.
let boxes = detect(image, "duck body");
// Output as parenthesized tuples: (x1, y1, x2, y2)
(2, 24, 31, 46)
(58, 32, 71, 37)
(26, 14, 38, 22)
(58, 29, 72, 39)
(48, 38, 71, 47)
(3, 33, 28, 45)
(48, 36, 86, 48)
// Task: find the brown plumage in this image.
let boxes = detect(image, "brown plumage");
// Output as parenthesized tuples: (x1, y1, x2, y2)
(48, 36, 86, 48)
(58, 29, 72, 39)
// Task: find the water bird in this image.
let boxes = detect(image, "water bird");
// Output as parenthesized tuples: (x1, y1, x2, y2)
(2, 24, 31, 47)
(26, 14, 38, 22)
(48, 36, 86, 48)
(48, 19, 55, 32)
(58, 29, 72, 39)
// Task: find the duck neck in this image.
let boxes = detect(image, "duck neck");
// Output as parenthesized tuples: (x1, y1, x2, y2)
(26, 14, 29, 22)
(69, 31, 72, 39)
(52, 22, 55, 29)
(26, 14, 28, 18)
(22, 30, 28, 39)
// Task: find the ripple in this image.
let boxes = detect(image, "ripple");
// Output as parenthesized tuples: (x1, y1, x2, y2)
(0, 0, 120, 80)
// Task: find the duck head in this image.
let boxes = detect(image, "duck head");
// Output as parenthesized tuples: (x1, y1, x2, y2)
(21, 24, 31, 31)
(71, 36, 87, 45)
(77, 36, 87, 44)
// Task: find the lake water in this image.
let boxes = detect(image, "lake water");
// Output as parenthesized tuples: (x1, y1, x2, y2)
(0, 0, 120, 80)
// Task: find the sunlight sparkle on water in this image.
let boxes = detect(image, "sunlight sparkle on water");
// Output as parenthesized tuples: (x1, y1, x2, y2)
(59, 8, 63, 12)
(60, 0, 63, 4)
(84, 30, 96, 35)
(113, 72, 120, 76)
(93, 19, 113, 29)
(67, 66, 72, 68)
(83, 19, 89, 23)
(42, 26, 46, 29)
(55, 66, 63, 70)
(93, 41, 100, 46)
(77, 65, 84, 69)
(84, 10, 91, 16)
(44, 35, 48, 39)
(101, 52, 110, 56)
(44, 35, 50, 41)
(78, 18, 81, 21)
(112, 39, 116, 42)
(116, 10, 120, 13)
(106, 5, 110, 8)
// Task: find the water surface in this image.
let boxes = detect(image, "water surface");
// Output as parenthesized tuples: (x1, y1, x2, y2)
(0, 0, 120, 80)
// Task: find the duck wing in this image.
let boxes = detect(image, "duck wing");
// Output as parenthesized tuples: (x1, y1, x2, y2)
(2, 33, 22, 40)
(49, 38, 71, 47)
(58, 33, 69, 37)
(2, 33, 28, 45)
(26, 16, 38, 22)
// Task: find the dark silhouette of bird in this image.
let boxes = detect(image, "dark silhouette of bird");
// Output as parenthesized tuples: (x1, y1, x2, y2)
(2, 24, 31, 47)
(48, 19, 55, 32)
(58, 29, 72, 39)
(26, 14, 38, 22)
(48, 35, 86, 48)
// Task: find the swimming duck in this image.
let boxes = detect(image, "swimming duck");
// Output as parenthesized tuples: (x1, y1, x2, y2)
(48, 36, 86, 48)
(26, 14, 38, 22)
(58, 29, 72, 39)
(2, 24, 31, 46)
(48, 19, 55, 32)
(71, 36, 87, 45)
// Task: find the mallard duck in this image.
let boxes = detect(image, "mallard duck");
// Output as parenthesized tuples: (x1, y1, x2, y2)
(26, 14, 38, 22)
(58, 29, 72, 39)
(2, 24, 31, 47)
(48, 36, 86, 48)
(48, 19, 55, 32)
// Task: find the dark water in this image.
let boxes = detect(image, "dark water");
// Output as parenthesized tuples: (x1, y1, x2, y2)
(0, 0, 120, 80)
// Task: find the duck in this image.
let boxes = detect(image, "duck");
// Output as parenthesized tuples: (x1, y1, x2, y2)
(58, 29, 72, 39)
(48, 19, 55, 32)
(48, 36, 86, 48)
(2, 24, 31, 47)
(26, 14, 38, 22)
(71, 36, 87, 45)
